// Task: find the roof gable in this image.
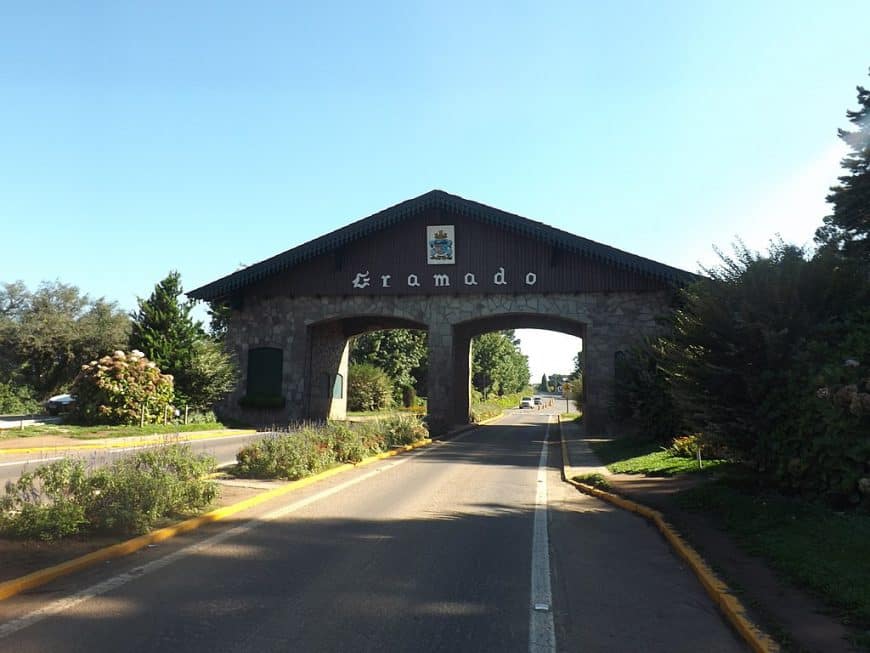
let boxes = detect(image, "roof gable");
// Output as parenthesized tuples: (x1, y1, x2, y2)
(189, 190, 695, 301)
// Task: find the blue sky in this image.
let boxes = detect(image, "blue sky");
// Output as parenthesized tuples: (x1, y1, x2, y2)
(2, 2, 868, 379)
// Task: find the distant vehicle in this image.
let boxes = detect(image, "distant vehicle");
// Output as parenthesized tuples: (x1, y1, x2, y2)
(533, 396, 543, 406)
(45, 393, 75, 415)
(519, 397, 533, 409)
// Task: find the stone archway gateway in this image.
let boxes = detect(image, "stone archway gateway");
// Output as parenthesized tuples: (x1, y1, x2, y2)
(189, 190, 694, 433)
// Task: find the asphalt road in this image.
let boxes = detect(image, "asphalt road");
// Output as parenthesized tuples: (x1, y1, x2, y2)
(0, 411, 747, 652)
(0, 432, 266, 486)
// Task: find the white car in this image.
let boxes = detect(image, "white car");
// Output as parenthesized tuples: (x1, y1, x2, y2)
(45, 393, 75, 415)
(519, 397, 533, 409)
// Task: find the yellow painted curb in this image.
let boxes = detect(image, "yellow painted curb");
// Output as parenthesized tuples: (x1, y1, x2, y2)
(558, 421, 779, 653)
(0, 437, 432, 602)
(0, 429, 259, 456)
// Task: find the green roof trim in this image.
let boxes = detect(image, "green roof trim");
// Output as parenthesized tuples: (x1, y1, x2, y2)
(188, 189, 697, 301)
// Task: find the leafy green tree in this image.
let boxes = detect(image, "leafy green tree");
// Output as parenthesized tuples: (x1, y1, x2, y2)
(815, 70, 870, 263)
(471, 331, 530, 397)
(185, 339, 238, 408)
(131, 271, 236, 408)
(0, 281, 130, 397)
(350, 329, 428, 397)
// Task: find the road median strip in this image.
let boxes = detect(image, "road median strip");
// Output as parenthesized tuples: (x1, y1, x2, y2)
(0, 437, 432, 602)
(557, 420, 779, 653)
(0, 429, 259, 455)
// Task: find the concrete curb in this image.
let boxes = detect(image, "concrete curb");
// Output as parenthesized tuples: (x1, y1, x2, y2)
(0, 429, 260, 455)
(558, 419, 780, 653)
(0, 437, 433, 602)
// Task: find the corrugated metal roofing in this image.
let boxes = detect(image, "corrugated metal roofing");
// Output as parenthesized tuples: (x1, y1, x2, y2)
(188, 190, 696, 301)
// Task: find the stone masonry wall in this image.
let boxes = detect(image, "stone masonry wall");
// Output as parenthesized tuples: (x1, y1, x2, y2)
(220, 290, 670, 432)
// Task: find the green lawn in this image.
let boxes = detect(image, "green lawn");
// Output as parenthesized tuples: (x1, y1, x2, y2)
(0, 422, 230, 441)
(679, 482, 870, 638)
(588, 434, 870, 647)
(587, 436, 733, 476)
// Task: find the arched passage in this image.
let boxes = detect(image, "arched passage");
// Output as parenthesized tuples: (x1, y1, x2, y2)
(306, 314, 428, 420)
(439, 314, 587, 426)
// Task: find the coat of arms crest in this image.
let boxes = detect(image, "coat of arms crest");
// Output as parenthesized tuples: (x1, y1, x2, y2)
(427, 225, 455, 265)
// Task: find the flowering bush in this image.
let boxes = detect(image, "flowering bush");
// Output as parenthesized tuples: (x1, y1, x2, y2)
(71, 350, 175, 425)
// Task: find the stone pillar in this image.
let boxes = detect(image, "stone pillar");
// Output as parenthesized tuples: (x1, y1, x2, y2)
(306, 321, 349, 421)
(427, 323, 471, 433)
(583, 324, 616, 435)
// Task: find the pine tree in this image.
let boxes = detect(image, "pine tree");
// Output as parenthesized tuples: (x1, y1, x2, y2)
(539, 373, 549, 392)
(130, 271, 203, 404)
(815, 70, 870, 263)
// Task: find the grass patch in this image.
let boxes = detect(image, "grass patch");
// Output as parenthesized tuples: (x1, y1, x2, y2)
(572, 472, 611, 491)
(0, 422, 229, 441)
(560, 412, 582, 421)
(587, 436, 734, 476)
(678, 481, 870, 630)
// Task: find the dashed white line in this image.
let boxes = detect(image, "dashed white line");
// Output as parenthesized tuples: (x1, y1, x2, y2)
(529, 418, 556, 653)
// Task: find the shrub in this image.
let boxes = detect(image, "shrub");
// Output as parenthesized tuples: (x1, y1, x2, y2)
(611, 342, 682, 441)
(85, 444, 218, 534)
(668, 433, 731, 460)
(376, 413, 428, 447)
(401, 385, 417, 408)
(662, 243, 870, 505)
(0, 382, 40, 415)
(71, 350, 175, 425)
(235, 417, 428, 480)
(0, 444, 217, 540)
(0, 459, 89, 540)
(236, 430, 330, 480)
(348, 363, 393, 412)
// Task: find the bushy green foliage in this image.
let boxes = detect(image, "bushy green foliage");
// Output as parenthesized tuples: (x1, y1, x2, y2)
(0, 381, 40, 414)
(377, 413, 428, 446)
(0, 280, 130, 398)
(85, 445, 218, 534)
(661, 242, 870, 504)
(350, 329, 428, 400)
(348, 363, 394, 411)
(755, 307, 870, 506)
(236, 428, 333, 480)
(71, 350, 175, 425)
(611, 342, 682, 441)
(0, 445, 217, 540)
(0, 459, 89, 540)
(235, 416, 428, 480)
(471, 331, 530, 397)
(131, 271, 237, 409)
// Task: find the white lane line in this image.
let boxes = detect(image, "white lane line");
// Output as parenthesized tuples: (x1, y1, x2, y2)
(0, 434, 468, 639)
(529, 418, 556, 653)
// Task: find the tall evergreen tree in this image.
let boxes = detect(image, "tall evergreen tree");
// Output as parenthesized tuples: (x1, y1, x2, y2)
(539, 373, 549, 392)
(130, 271, 203, 404)
(815, 70, 870, 262)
